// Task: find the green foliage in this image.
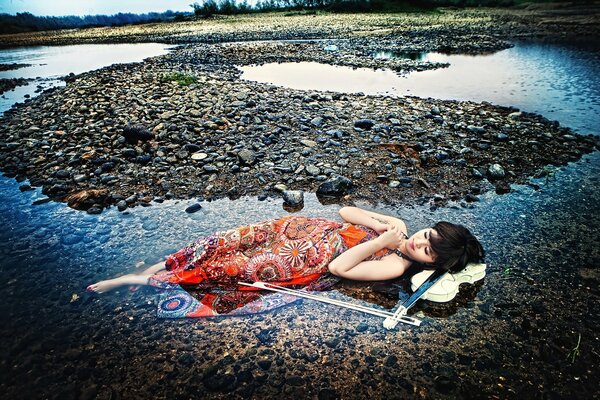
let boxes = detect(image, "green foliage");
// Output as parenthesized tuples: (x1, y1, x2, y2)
(162, 72, 197, 86)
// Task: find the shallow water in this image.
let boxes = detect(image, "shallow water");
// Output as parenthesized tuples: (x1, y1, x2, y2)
(0, 43, 173, 115)
(0, 40, 599, 398)
(240, 41, 600, 134)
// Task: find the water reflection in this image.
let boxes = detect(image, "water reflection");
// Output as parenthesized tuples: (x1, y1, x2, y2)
(373, 50, 428, 61)
(241, 41, 600, 134)
(0, 43, 173, 114)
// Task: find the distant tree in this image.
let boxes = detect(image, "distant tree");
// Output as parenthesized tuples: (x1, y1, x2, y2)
(191, 0, 219, 17)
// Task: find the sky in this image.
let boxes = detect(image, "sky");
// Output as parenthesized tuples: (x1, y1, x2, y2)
(0, 0, 208, 16)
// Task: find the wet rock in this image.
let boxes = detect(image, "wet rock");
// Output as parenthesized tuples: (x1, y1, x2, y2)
(354, 119, 375, 130)
(316, 176, 352, 197)
(256, 328, 275, 344)
(203, 164, 219, 173)
(203, 373, 236, 392)
(123, 124, 153, 144)
(237, 149, 256, 165)
(467, 125, 486, 134)
(116, 200, 127, 211)
(282, 190, 304, 206)
(356, 322, 369, 332)
(257, 358, 272, 370)
(185, 203, 202, 213)
(487, 164, 506, 179)
(287, 376, 305, 386)
(86, 206, 102, 214)
(495, 181, 511, 194)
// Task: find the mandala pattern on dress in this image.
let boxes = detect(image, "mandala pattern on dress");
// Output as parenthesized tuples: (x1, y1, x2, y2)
(157, 291, 198, 318)
(279, 240, 312, 271)
(244, 253, 291, 282)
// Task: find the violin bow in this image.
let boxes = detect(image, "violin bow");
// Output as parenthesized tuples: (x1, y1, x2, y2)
(238, 281, 423, 327)
(382, 268, 448, 330)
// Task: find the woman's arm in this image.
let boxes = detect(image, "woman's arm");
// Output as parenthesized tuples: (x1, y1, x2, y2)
(338, 206, 407, 234)
(328, 225, 410, 280)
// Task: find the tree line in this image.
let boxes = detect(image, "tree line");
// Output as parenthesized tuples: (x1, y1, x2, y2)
(1, 0, 562, 34)
(0, 10, 184, 35)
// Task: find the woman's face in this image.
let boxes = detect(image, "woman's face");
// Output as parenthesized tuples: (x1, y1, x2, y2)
(405, 228, 438, 264)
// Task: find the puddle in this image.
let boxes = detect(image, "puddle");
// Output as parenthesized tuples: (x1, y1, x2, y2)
(240, 41, 600, 134)
(0, 43, 173, 114)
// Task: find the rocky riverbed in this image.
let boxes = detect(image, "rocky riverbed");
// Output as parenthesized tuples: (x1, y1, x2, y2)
(0, 38, 597, 213)
(0, 5, 599, 49)
(0, 7, 599, 400)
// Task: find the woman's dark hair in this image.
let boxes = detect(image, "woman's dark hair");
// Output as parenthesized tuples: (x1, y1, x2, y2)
(429, 221, 485, 273)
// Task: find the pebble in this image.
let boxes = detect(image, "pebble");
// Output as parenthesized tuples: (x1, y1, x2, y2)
(316, 176, 352, 196)
(487, 164, 506, 179)
(185, 203, 202, 213)
(282, 190, 304, 206)
(354, 119, 375, 130)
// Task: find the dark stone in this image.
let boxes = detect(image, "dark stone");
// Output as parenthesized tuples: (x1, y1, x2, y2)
(435, 150, 449, 160)
(121, 149, 137, 158)
(354, 119, 375, 130)
(465, 194, 479, 202)
(316, 176, 352, 197)
(282, 190, 304, 206)
(203, 164, 218, 173)
(256, 328, 275, 344)
(178, 353, 195, 365)
(123, 124, 153, 144)
(55, 169, 70, 179)
(185, 203, 202, 213)
(472, 168, 484, 179)
(257, 359, 272, 370)
(86, 206, 102, 215)
(495, 181, 511, 194)
(318, 388, 338, 400)
(356, 322, 369, 332)
(384, 355, 398, 367)
(238, 149, 256, 165)
(203, 373, 236, 392)
(286, 376, 305, 386)
(136, 155, 152, 164)
(496, 133, 509, 142)
(185, 143, 201, 152)
(487, 164, 506, 179)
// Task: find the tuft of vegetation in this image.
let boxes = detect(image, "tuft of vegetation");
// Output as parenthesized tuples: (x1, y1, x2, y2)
(568, 334, 581, 363)
(162, 72, 198, 86)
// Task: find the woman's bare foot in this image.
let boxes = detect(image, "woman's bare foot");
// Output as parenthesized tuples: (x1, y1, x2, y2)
(87, 274, 149, 294)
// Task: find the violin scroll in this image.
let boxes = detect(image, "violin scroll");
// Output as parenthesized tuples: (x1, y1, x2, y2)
(409, 262, 487, 303)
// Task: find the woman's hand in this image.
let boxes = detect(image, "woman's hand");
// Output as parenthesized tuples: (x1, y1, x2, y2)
(376, 225, 406, 250)
(372, 220, 390, 235)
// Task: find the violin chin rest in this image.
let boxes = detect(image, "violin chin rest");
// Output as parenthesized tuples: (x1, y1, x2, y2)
(410, 263, 487, 303)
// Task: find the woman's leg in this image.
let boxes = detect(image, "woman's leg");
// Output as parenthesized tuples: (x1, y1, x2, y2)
(137, 260, 167, 275)
(87, 273, 151, 293)
(87, 261, 167, 293)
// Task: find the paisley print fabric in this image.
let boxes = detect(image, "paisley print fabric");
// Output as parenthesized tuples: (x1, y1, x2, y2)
(150, 216, 391, 318)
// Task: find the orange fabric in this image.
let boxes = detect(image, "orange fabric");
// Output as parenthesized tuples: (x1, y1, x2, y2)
(338, 224, 368, 248)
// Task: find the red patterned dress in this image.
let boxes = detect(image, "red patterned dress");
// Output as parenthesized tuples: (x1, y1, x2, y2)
(150, 215, 390, 318)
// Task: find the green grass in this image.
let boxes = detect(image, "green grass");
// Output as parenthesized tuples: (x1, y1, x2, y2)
(162, 72, 197, 86)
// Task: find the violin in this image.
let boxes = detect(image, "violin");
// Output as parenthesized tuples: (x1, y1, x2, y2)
(409, 262, 487, 303)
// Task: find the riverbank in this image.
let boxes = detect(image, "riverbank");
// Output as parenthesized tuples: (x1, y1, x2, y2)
(0, 5, 599, 49)
(0, 39, 598, 213)
(1, 7, 599, 213)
